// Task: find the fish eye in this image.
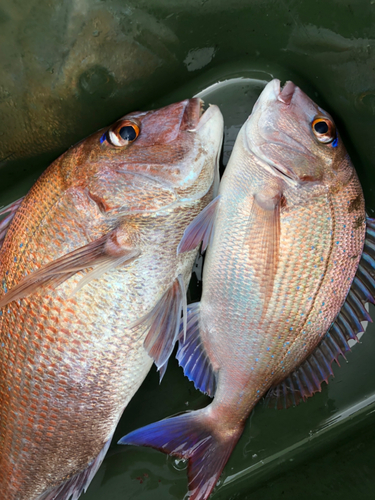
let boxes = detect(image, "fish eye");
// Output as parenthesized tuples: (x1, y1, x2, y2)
(311, 117, 336, 144)
(104, 120, 140, 147)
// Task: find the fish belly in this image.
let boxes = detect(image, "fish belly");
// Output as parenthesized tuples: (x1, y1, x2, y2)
(200, 170, 365, 415)
(0, 195, 198, 498)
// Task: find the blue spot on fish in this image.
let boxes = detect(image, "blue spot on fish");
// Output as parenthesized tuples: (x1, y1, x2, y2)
(14, 257, 17, 262)
(290, 327, 293, 331)
(297, 286, 300, 290)
(20, 243, 23, 248)
(332, 137, 338, 147)
(100, 132, 107, 144)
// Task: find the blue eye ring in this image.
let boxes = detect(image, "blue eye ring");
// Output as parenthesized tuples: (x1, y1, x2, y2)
(331, 137, 338, 148)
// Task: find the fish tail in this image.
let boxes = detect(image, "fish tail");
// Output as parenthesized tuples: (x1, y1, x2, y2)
(118, 408, 243, 500)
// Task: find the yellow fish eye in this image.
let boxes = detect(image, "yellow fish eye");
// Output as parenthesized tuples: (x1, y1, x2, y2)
(312, 117, 336, 144)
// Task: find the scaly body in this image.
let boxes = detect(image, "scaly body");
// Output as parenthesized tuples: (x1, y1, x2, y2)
(121, 80, 372, 500)
(0, 100, 223, 499)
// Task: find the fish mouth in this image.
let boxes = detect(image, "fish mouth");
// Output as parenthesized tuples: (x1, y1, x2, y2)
(245, 79, 303, 186)
(180, 98, 205, 131)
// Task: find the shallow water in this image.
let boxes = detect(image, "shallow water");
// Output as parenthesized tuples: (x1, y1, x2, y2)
(1, 1, 375, 499)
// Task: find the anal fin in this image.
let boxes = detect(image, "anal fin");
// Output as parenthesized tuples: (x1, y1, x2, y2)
(176, 302, 217, 397)
(266, 217, 375, 410)
(36, 438, 111, 500)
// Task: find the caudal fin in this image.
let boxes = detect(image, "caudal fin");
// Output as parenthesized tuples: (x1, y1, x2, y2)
(118, 409, 242, 500)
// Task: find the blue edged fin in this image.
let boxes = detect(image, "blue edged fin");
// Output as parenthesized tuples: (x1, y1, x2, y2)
(266, 217, 375, 410)
(118, 408, 242, 500)
(176, 303, 217, 397)
(177, 196, 220, 254)
(0, 197, 24, 251)
(37, 438, 111, 500)
(132, 275, 187, 380)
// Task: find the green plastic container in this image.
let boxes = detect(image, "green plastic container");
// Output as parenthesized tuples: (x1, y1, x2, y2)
(1, 1, 375, 498)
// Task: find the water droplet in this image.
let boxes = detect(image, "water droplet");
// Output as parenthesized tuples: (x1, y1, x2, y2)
(172, 457, 188, 471)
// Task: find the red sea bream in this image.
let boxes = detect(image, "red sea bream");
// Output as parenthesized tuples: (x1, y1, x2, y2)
(120, 80, 375, 500)
(0, 99, 224, 499)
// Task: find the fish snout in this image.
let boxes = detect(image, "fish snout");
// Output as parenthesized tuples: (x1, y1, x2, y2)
(277, 81, 297, 105)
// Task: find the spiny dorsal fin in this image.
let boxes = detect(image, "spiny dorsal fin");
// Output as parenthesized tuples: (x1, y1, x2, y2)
(266, 217, 375, 410)
(176, 302, 217, 397)
(0, 197, 24, 251)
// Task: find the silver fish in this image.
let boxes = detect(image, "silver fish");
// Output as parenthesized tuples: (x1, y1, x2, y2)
(119, 80, 375, 500)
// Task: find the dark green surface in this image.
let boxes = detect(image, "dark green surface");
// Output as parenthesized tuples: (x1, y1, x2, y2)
(1, 1, 375, 498)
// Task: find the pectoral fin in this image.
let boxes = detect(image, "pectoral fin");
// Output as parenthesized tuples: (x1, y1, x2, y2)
(0, 228, 140, 307)
(132, 275, 187, 380)
(247, 193, 281, 305)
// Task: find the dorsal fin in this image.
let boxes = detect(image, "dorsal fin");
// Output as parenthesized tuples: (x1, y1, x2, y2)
(0, 197, 24, 251)
(266, 217, 375, 409)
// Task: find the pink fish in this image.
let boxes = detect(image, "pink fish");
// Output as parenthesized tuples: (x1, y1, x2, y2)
(119, 80, 375, 500)
(0, 99, 223, 499)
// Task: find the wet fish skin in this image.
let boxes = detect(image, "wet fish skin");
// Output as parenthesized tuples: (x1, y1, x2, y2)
(120, 80, 367, 499)
(0, 99, 223, 499)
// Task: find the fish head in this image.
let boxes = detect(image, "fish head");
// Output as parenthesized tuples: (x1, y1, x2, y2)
(243, 79, 351, 192)
(70, 99, 223, 210)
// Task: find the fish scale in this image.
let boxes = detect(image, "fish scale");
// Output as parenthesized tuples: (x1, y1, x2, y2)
(0, 99, 224, 499)
(119, 80, 371, 500)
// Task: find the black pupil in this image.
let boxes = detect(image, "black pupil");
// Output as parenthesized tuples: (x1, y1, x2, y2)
(119, 126, 137, 141)
(314, 121, 329, 134)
